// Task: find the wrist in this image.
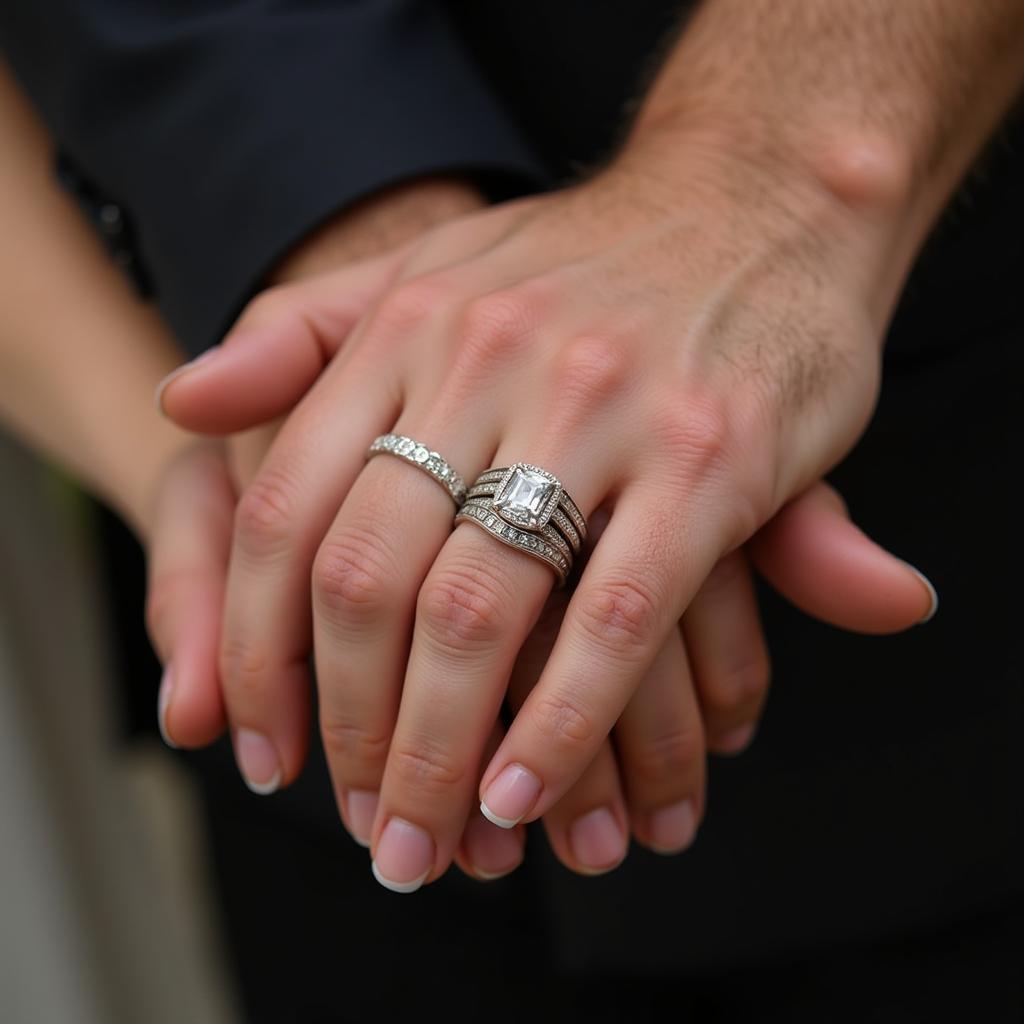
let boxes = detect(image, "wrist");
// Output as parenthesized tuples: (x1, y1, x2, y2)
(270, 175, 485, 284)
(616, 117, 922, 331)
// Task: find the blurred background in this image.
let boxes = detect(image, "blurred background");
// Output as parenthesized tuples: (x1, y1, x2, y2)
(0, 428, 239, 1024)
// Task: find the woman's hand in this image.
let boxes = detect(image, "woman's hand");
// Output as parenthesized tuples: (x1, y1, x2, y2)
(161, 139, 936, 890)
(145, 439, 935, 880)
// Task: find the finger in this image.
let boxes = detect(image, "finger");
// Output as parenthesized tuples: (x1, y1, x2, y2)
(614, 627, 706, 854)
(313, 430, 496, 846)
(370, 424, 623, 890)
(157, 248, 406, 432)
(480, 485, 722, 825)
(145, 445, 234, 749)
(452, 723, 526, 882)
(218, 329, 405, 795)
(506, 589, 630, 875)
(158, 202, 526, 435)
(748, 480, 938, 633)
(681, 548, 771, 756)
(226, 418, 284, 491)
(538, 744, 630, 876)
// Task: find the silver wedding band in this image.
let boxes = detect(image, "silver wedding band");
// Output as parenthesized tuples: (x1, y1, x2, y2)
(366, 433, 467, 506)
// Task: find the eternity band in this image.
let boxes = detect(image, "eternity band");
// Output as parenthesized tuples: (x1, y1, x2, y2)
(466, 481, 581, 554)
(455, 499, 571, 586)
(366, 433, 467, 506)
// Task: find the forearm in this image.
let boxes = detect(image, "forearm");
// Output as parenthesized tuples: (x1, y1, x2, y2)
(0, 65, 190, 540)
(627, 0, 1024, 322)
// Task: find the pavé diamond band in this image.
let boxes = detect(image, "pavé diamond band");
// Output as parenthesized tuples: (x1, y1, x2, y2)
(454, 463, 588, 586)
(366, 433, 467, 506)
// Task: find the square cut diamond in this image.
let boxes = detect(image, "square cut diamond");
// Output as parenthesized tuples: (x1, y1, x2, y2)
(493, 464, 560, 530)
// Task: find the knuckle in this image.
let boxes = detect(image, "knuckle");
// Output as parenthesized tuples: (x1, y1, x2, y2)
(417, 564, 509, 652)
(235, 467, 300, 558)
(389, 738, 465, 795)
(572, 575, 662, 658)
(313, 525, 400, 624)
(144, 569, 202, 653)
(708, 651, 771, 713)
(456, 289, 538, 366)
(529, 691, 597, 750)
(629, 724, 702, 784)
(650, 396, 733, 474)
(320, 715, 391, 767)
(553, 336, 633, 413)
(237, 284, 293, 326)
(218, 637, 270, 703)
(370, 274, 452, 337)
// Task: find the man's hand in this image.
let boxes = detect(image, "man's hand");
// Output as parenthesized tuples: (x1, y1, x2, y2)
(156, 139, 948, 891)
(152, 1, 1024, 890)
(158, 166, 937, 878)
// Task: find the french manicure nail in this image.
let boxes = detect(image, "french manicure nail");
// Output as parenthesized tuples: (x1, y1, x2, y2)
(569, 807, 626, 873)
(463, 813, 523, 880)
(346, 790, 379, 848)
(234, 727, 281, 795)
(716, 722, 756, 755)
(154, 345, 220, 413)
(157, 664, 178, 749)
(480, 763, 542, 828)
(900, 561, 939, 623)
(648, 798, 697, 854)
(371, 817, 433, 894)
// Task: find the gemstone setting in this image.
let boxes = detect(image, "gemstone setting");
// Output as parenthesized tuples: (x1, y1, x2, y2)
(492, 463, 562, 532)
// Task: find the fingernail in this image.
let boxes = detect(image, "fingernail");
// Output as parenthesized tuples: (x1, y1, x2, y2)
(900, 561, 939, 624)
(648, 798, 697, 854)
(569, 807, 626, 873)
(155, 345, 220, 413)
(463, 813, 523, 880)
(234, 727, 281, 795)
(371, 817, 433, 894)
(345, 790, 379, 848)
(157, 664, 178, 749)
(480, 763, 542, 828)
(716, 722, 756, 755)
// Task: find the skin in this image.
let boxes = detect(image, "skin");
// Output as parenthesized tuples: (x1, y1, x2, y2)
(0, 58, 929, 884)
(159, 0, 1024, 892)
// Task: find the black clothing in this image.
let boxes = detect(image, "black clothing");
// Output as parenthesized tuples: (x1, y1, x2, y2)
(3, 2, 1022, 1019)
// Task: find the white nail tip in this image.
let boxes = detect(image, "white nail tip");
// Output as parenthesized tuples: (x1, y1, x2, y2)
(243, 770, 281, 796)
(157, 696, 178, 751)
(479, 801, 520, 830)
(157, 705, 178, 750)
(472, 866, 515, 881)
(351, 834, 371, 849)
(154, 345, 220, 411)
(371, 862, 428, 894)
(903, 563, 939, 623)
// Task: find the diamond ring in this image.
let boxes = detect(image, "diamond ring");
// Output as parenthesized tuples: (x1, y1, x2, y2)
(366, 434, 467, 506)
(454, 463, 587, 585)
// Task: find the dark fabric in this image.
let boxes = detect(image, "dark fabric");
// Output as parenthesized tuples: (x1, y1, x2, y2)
(0, 1, 549, 352)
(190, 723, 1023, 1022)
(7, 0, 1021, 1014)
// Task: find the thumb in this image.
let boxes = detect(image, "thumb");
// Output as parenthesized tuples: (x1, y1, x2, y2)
(156, 247, 405, 434)
(747, 481, 938, 635)
(146, 444, 235, 747)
